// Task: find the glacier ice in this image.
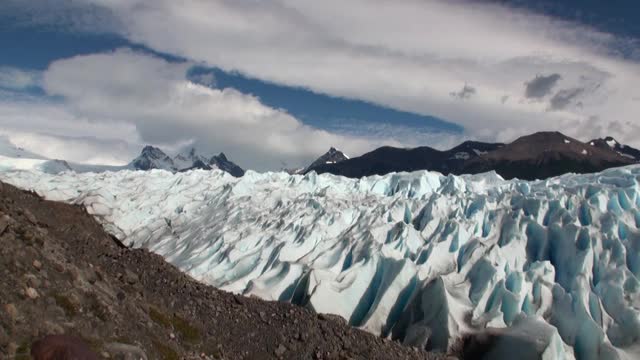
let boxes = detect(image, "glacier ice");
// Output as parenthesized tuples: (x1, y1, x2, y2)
(2, 166, 640, 359)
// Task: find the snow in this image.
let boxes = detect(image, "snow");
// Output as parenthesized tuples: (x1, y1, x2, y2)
(473, 149, 488, 156)
(173, 149, 210, 170)
(564, 139, 571, 144)
(581, 150, 588, 155)
(2, 166, 640, 359)
(0, 136, 46, 159)
(0, 154, 129, 174)
(0, 155, 72, 174)
(607, 139, 618, 148)
(452, 152, 470, 160)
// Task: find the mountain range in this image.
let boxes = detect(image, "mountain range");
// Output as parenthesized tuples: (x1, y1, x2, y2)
(2, 132, 640, 180)
(129, 146, 245, 177)
(306, 132, 640, 180)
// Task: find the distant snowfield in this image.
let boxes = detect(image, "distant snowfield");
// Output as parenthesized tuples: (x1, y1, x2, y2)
(2, 165, 640, 360)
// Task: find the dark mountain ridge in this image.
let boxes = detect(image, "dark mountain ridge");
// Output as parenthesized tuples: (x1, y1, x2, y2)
(308, 132, 638, 180)
(588, 136, 640, 161)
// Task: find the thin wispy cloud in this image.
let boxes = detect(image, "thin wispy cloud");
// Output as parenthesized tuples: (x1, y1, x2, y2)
(0, 67, 42, 90)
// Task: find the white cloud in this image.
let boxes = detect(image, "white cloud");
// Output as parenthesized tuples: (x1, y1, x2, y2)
(0, 95, 142, 165)
(2, 130, 138, 165)
(0, 67, 42, 90)
(37, 49, 394, 170)
(61, 0, 640, 146)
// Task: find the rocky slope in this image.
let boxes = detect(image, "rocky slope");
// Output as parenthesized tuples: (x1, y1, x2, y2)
(308, 132, 637, 180)
(0, 181, 444, 359)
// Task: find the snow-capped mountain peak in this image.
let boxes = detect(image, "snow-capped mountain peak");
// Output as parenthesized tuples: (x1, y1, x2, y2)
(141, 145, 166, 158)
(129, 145, 245, 176)
(213, 152, 228, 162)
(304, 147, 349, 172)
(209, 152, 245, 177)
(129, 146, 175, 171)
(589, 136, 640, 162)
(173, 147, 209, 170)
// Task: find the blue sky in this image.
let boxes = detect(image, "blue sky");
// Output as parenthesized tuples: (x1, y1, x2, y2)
(0, 0, 639, 170)
(497, 0, 640, 42)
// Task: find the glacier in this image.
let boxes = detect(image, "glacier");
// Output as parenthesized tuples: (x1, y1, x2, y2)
(2, 166, 640, 359)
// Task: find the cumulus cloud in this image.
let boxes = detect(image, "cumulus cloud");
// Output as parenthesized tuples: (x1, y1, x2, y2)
(0, 94, 143, 164)
(37, 49, 390, 170)
(2, 130, 138, 165)
(524, 74, 562, 99)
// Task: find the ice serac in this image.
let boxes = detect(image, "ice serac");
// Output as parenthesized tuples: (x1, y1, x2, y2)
(456, 317, 573, 360)
(2, 166, 640, 359)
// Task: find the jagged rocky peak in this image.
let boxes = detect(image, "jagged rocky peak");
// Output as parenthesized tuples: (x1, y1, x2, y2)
(304, 147, 350, 173)
(173, 147, 245, 177)
(129, 145, 175, 171)
(176, 147, 207, 163)
(326, 147, 348, 158)
(140, 145, 169, 159)
(130, 145, 245, 176)
(209, 152, 245, 177)
(211, 152, 227, 162)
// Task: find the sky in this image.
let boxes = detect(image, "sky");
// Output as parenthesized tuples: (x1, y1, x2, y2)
(1, 0, 639, 171)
